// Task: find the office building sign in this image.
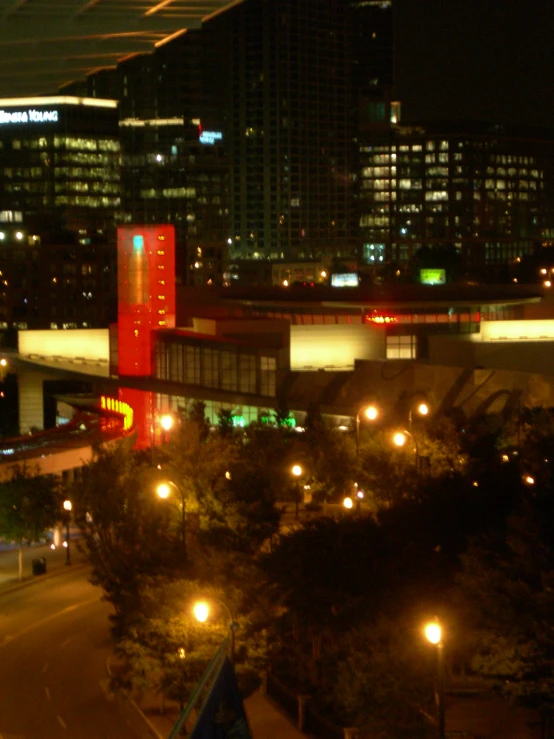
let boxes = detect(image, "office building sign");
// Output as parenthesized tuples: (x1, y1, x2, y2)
(0, 108, 58, 124)
(331, 273, 359, 287)
(420, 269, 446, 285)
(199, 130, 223, 145)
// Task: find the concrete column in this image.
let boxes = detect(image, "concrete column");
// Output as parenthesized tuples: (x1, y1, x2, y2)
(18, 368, 46, 434)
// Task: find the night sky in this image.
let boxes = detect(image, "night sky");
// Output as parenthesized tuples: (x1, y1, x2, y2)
(396, 0, 554, 130)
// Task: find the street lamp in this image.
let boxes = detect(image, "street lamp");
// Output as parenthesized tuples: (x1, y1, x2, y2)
(63, 499, 72, 566)
(355, 403, 379, 457)
(159, 413, 174, 443)
(193, 598, 237, 662)
(393, 429, 419, 468)
(408, 401, 429, 433)
(291, 464, 303, 519)
(424, 620, 445, 739)
(156, 480, 186, 557)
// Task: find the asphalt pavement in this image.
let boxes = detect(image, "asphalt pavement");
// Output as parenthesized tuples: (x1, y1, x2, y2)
(0, 542, 305, 739)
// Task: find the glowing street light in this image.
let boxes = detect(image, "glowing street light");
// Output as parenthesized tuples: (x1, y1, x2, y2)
(193, 598, 237, 662)
(424, 620, 445, 739)
(393, 429, 419, 467)
(343, 496, 353, 509)
(156, 480, 186, 557)
(355, 403, 379, 456)
(291, 464, 304, 519)
(408, 401, 429, 433)
(63, 499, 72, 566)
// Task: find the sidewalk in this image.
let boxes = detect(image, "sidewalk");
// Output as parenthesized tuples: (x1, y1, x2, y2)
(133, 689, 307, 739)
(0, 538, 88, 592)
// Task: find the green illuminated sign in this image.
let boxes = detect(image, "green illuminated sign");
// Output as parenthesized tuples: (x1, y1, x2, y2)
(420, 269, 446, 285)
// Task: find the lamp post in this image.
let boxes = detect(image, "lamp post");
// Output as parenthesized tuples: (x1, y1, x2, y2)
(156, 480, 186, 558)
(424, 620, 445, 739)
(291, 464, 303, 519)
(63, 499, 72, 566)
(393, 429, 419, 468)
(408, 401, 429, 434)
(193, 598, 237, 663)
(355, 404, 379, 457)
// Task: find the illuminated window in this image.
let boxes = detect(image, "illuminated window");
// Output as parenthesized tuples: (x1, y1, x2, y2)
(260, 356, 276, 396)
(386, 335, 417, 359)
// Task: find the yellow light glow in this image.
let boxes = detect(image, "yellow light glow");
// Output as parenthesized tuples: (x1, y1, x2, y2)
(291, 464, 303, 477)
(343, 497, 353, 509)
(480, 319, 554, 343)
(417, 402, 429, 416)
(393, 432, 406, 447)
(63, 499, 72, 511)
(424, 622, 442, 645)
(364, 405, 378, 421)
(18, 328, 110, 362)
(193, 601, 210, 623)
(160, 414, 174, 432)
(0, 95, 117, 109)
(156, 483, 171, 499)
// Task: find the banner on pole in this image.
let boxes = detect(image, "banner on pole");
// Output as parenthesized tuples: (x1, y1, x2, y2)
(190, 656, 252, 739)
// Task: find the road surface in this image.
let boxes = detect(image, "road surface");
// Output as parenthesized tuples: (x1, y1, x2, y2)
(0, 565, 152, 738)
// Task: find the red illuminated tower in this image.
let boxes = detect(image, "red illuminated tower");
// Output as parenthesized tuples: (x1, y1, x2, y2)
(117, 225, 175, 376)
(117, 225, 175, 448)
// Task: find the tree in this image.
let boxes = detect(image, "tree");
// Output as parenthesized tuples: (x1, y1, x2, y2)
(0, 464, 59, 580)
(217, 408, 235, 437)
(330, 617, 437, 738)
(455, 490, 554, 709)
(187, 400, 210, 441)
(70, 443, 179, 637)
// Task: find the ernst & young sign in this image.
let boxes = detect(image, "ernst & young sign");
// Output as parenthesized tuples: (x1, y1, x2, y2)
(0, 108, 59, 124)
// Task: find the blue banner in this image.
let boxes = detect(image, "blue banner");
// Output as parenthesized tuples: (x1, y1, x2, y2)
(190, 656, 252, 739)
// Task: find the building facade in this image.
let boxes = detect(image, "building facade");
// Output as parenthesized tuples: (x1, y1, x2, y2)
(222, 0, 357, 264)
(358, 123, 554, 277)
(0, 96, 120, 235)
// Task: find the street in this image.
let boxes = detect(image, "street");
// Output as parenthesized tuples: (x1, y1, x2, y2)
(0, 564, 152, 739)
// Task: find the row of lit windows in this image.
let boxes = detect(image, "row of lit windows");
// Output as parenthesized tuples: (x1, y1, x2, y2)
(11, 137, 119, 152)
(54, 195, 120, 207)
(54, 182, 120, 194)
(139, 187, 196, 199)
(485, 167, 540, 178)
(55, 153, 117, 166)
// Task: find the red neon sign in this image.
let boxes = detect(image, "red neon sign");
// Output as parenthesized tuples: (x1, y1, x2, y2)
(364, 311, 398, 325)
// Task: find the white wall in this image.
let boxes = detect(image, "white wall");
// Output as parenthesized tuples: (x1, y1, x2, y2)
(480, 319, 554, 341)
(291, 325, 385, 370)
(18, 329, 110, 362)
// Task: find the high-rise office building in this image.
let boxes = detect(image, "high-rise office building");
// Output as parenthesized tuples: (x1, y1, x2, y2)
(83, 34, 230, 286)
(215, 0, 357, 264)
(358, 123, 554, 276)
(0, 96, 120, 235)
(0, 96, 120, 331)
